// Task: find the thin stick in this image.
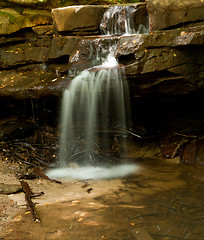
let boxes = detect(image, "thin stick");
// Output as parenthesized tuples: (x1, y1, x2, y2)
(20, 180, 40, 222)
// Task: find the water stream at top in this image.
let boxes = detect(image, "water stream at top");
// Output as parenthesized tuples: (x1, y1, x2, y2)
(47, 5, 149, 179)
(100, 5, 149, 35)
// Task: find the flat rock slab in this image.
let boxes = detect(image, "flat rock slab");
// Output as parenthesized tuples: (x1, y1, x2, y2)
(0, 183, 22, 194)
(52, 5, 107, 34)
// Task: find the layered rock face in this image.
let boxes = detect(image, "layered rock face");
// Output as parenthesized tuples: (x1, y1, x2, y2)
(0, 1, 203, 98)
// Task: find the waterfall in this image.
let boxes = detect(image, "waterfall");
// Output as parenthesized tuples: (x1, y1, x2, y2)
(59, 45, 130, 167)
(46, 4, 146, 179)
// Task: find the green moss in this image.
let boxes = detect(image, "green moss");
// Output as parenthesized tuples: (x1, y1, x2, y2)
(0, 10, 16, 24)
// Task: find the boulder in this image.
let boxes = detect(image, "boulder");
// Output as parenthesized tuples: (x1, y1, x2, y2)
(146, 0, 204, 31)
(52, 5, 107, 35)
(0, 8, 52, 35)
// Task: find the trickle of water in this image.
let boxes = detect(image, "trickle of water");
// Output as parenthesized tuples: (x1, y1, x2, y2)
(100, 5, 149, 35)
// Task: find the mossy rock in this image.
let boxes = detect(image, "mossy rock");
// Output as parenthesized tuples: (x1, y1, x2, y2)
(0, 8, 52, 35)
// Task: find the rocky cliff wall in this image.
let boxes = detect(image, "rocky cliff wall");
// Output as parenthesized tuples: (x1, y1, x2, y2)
(0, 1, 203, 99)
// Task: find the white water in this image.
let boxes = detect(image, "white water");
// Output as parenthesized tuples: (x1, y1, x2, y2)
(46, 164, 139, 180)
(100, 5, 149, 36)
(59, 48, 130, 167)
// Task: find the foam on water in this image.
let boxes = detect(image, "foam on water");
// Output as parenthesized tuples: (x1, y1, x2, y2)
(46, 163, 139, 180)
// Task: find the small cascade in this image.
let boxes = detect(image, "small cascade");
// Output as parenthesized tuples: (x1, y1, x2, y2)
(100, 5, 149, 35)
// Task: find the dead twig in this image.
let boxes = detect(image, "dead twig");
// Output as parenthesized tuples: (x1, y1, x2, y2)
(173, 132, 197, 138)
(30, 154, 52, 166)
(171, 138, 189, 159)
(20, 180, 40, 223)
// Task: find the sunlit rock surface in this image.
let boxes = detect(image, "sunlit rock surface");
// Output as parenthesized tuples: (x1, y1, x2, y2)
(52, 5, 107, 35)
(0, 8, 52, 35)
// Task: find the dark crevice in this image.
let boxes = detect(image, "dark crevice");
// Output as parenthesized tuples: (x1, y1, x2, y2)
(118, 53, 135, 65)
(0, 39, 27, 47)
(164, 20, 204, 31)
(0, 62, 47, 71)
(47, 55, 69, 64)
(0, 27, 37, 38)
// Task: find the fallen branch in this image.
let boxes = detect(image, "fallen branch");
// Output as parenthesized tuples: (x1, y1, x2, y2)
(171, 138, 189, 159)
(20, 180, 40, 223)
(118, 128, 142, 138)
(30, 154, 52, 166)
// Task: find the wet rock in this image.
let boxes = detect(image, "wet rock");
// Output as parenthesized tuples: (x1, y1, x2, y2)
(0, 183, 22, 194)
(131, 228, 153, 240)
(0, 8, 52, 35)
(147, 0, 204, 32)
(52, 5, 107, 35)
(100, 3, 148, 35)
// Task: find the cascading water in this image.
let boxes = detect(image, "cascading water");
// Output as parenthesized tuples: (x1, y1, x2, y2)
(59, 45, 130, 167)
(100, 5, 149, 35)
(46, 5, 149, 179)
